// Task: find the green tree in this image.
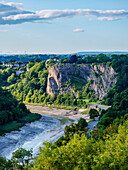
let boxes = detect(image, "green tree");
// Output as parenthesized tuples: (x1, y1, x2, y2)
(11, 147, 33, 169)
(89, 109, 99, 119)
(78, 118, 88, 129)
(7, 73, 16, 84)
(69, 55, 77, 63)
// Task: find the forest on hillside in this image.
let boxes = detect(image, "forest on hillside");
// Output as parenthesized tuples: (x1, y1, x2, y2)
(0, 54, 128, 169)
(0, 86, 41, 135)
(6, 54, 127, 107)
(0, 54, 128, 130)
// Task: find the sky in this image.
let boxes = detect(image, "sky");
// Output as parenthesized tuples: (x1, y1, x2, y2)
(0, 0, 128, 54)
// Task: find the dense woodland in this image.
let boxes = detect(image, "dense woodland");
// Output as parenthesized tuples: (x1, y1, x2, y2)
(0, 87, 30, 125)
(0, 54, 128, 130)
(33, 118, 128, 170)
(8, 54, 128, 108)
(0, 86, 41, 135)
(0, 54, 69, 62)
(0, 67, 17, 86)
(0, 54, 128, 169)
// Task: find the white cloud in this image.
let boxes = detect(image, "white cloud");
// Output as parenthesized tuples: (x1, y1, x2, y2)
(97, 17, 120, 21)
(73, 28, 84, 33)
(5, 2, 23, 8)
(0, 2, 128, 25)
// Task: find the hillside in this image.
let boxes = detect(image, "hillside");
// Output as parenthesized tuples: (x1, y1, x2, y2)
(7, 54, 127, 107)
(33, 118, 128, 170)
(8, 54, 128, 128)
(0, 54, 128, 169)
(0, 87, 41, 135)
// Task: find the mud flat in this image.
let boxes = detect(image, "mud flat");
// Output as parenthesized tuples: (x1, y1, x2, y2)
(26, 105, 90, 121)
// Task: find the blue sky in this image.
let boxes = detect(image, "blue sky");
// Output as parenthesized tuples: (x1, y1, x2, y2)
(0, 0, 128, 54)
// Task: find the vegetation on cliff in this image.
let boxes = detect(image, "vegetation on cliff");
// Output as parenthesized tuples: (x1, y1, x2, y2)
(1, 54, 127, 131)
(10, 61, 48, 102)
(0, 53, 128, 169)
(97, 54, 128, 130)
(104, 54, 128, 105)
(1, 54, 128, 127)
(0, 54, 126, 105)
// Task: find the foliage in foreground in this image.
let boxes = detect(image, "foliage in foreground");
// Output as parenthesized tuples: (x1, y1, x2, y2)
(11, 147, 33, 169)
(0, 117, 128, 169)
(34, 119, 128, 170)
(55, 118, 88, 147)
(0, 147, 33, 170)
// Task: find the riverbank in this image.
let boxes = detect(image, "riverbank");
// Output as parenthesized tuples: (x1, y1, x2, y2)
(0, 102, 107, 136)
(26, 105, 90, 121)
(0, 104, 99, 159)
(0, 114, 70, 159)
(0, 113, 41, 136)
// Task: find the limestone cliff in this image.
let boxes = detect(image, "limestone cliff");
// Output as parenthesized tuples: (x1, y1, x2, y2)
(46, 64, 117, 99)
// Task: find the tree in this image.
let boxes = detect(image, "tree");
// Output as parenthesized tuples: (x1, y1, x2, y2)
(56, 94, 64, 104)
(7, 73, 16, 84)
(97, 53, 110, 63)
(0, 156, 8, 169)
(78, 118, 88, 129)
(0, 157, 12, 170)
(35, 58, 41, 62)
(11, 147, 33, 169)
(76, 57, 83, 64)
(69, 55, 77, 63)
(89, 109, 99, 119)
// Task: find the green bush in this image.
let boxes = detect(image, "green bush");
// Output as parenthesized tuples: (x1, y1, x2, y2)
(89, 109, 99, 119)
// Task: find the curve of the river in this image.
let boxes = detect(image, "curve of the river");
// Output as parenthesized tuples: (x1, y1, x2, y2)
(0, 115, 71, 159)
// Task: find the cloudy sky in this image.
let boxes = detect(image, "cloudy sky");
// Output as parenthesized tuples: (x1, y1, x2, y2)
(0, 0, 128, 54)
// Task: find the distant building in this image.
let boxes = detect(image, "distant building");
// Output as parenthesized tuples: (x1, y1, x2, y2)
(2, 61, 28, 69)
(13, 63, 20, 69)
(16, 70, 24, 76)
(2, 62, 13, 67)
(19, 62, 28, 68)
(20, 63, 25, 67)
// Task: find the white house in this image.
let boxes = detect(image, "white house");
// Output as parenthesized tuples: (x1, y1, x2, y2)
(13, 63, 20, 67)
(2, 62, 13, 67)
(16, 70, 24, 76)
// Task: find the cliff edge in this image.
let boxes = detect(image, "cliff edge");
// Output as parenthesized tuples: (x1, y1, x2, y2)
(47, 64, 117, 99)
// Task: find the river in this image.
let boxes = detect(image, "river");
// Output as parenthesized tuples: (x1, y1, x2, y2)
(0, 114, 72, 159)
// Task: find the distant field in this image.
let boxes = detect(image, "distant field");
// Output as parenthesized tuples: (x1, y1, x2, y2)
(77, 99, 100, 105)
(49, 105, 79, 110)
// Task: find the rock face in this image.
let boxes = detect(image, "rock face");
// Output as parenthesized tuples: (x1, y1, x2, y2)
(46, 64, 117, 99)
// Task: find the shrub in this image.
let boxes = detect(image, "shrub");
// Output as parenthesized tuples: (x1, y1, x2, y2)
(89, 109, 99, 119)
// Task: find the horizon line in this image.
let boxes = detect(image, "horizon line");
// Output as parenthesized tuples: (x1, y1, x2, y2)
(0, 51, 128, 55)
